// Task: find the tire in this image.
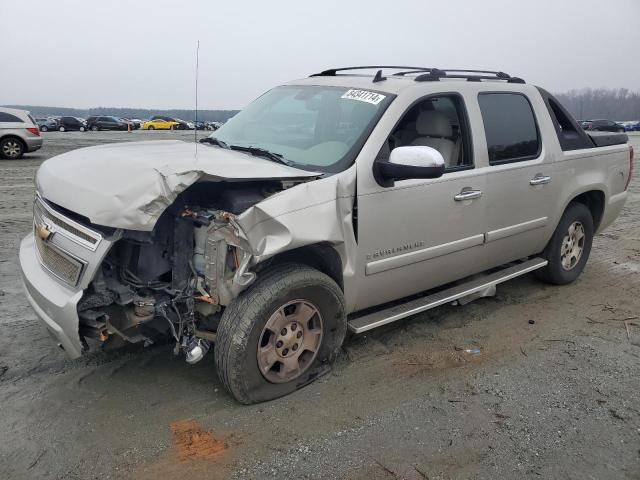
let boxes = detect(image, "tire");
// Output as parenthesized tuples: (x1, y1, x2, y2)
(59, 126, 66, 132)
(79, 126, 86, 132)
(214, 264, 346, 404)
(148, 125, 155, 130)
(535, 202, 594, 285)
(91, 125, 99, 131)
(40, 125, 48, 132)
(0, 137, 25, 159)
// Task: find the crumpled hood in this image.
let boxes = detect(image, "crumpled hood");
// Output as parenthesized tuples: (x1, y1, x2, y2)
(36, 140, 319, 230)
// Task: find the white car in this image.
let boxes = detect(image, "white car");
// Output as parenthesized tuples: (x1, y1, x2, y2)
(0, 107, 43, 159)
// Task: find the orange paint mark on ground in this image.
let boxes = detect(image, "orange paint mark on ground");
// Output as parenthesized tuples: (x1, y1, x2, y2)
(169, 419, 227, 460)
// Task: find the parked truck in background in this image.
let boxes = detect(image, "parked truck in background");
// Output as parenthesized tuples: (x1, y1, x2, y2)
(19, 67, 633, 403)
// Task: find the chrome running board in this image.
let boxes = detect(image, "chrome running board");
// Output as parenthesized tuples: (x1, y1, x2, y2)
(347, 257, 548, 334)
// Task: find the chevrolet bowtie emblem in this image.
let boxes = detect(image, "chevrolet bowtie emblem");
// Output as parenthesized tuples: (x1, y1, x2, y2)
(36, 223, 53, 242)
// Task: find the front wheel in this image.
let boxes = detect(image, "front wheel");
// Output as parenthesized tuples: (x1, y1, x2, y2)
(79, 126, 85, 132)
(147, 125, 155, 130)
(58, 126, 66, 132)
(535, 202, 594, 285)
(91, 125, 99, 131)
(40, 125, 48, 132)
(214, 264, 346, 404)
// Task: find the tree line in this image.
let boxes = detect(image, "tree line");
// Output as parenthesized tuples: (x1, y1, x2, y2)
(555, 88, 640, 121)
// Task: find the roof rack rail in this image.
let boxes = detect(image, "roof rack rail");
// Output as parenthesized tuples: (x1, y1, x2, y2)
(309, 66, 433, 77)
(413, 69, 525, 84)
(309, 66, 525, 84)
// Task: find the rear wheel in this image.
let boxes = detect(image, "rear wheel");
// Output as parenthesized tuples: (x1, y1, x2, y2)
(40, 125, 48, 132)
(214, 264, 346, 404)
(0, 137, 25, 159)
(535, 202, 594, 285)
(91, 125, 99, 131)
(148, 125, 155, 130)
(58, 126, 66, 132)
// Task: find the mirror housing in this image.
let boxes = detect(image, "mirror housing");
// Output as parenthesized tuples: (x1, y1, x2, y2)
(376, 146, 445, 186)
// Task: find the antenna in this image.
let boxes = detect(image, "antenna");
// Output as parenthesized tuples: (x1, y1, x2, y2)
(194, 39, 200, 144)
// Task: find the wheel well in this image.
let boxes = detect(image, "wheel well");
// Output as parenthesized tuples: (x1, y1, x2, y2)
(570, 190, 605, 229)
(260, 243, 344, 291)
(0, 135, 26, 150)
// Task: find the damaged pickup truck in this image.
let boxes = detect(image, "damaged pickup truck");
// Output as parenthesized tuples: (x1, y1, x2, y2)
(20, 66, 633, 403)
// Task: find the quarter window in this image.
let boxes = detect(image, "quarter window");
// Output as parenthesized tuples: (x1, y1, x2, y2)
(0, 112, 24, 123)
(478, 93, 540, 164)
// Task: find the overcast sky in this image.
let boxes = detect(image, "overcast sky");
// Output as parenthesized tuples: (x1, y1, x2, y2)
(1, 0, 639, 110)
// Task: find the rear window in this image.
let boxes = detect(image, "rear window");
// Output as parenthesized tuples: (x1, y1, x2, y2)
(478, 93, 540, 164)
(0, 112, 24, 123)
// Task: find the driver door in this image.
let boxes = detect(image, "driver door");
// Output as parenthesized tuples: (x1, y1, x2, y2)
(354, 93, 487, 311)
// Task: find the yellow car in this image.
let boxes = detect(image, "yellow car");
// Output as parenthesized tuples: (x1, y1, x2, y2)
(142, 119, 179, 130)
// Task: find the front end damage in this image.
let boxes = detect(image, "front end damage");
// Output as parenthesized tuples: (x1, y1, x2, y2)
(76, 183, 280, 362)
(22, 140, 359, 365)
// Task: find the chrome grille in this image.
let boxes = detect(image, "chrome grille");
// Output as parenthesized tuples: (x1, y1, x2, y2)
(34, 201, 97, 245)
(33, 196, 102, 251)
(34, 229, 84, 286)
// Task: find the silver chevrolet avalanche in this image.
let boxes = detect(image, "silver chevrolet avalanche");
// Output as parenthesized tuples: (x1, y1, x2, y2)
(20, 67, 633, 403)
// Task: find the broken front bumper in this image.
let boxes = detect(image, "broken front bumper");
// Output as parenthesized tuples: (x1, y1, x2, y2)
(20, 234, 84, 358)
(19, 196, 117, 358)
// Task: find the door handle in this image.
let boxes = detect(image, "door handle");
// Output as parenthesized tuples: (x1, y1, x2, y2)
(530, 175, 551, 186)
(454, 189, 483, 201)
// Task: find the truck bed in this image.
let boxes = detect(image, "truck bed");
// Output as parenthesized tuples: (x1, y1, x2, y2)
(587, 131, 628, 147)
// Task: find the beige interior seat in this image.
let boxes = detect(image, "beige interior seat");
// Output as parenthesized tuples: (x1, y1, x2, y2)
(410, 111, 456, 167)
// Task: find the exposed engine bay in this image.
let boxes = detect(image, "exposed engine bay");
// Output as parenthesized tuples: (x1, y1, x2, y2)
(76, 180, 288, 363)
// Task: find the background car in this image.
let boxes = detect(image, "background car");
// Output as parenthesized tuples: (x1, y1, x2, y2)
(86, 116, 129, 131)
(150, 115, 191, 130)
(142, 118, 179, 130)
(580, 119, 625, 132)
(620, 120, 640, 132)
(57, 116, 87, 132)
(0, 107, 43, 159)
(124, 118, 143, 129)
(35, 117, 58, 132)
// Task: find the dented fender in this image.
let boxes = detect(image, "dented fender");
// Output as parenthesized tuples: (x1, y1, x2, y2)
(236, 166, 359, 310)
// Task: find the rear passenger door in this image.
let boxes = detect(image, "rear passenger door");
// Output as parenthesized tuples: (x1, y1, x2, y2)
(478, 92, 559, 267)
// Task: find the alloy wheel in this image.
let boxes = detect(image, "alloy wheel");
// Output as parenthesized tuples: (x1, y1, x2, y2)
(560, 221, 585, 270)
(257, 299, 323, 383)
(1, 140, 22, 158)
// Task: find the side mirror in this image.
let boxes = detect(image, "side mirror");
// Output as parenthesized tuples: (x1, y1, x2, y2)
(376, 146, 445, 186)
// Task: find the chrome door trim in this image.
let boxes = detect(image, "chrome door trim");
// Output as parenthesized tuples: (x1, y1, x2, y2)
(365, 234, 485, 275)
(485, 217, 548, 243)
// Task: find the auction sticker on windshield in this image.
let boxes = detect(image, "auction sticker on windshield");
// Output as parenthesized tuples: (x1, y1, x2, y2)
(341, 89, 386, 105)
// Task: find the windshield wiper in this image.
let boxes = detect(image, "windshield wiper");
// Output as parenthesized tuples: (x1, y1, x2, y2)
(228, 145, 292, 166)
(198, 136, 229, 149)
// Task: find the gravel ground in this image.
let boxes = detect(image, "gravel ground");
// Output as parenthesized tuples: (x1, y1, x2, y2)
(0, 130, 639, 480)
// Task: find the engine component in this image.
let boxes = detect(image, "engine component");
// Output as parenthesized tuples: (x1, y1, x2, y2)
(184, 336, 210, 364)
(132, 294, 155, 321)
(203, 212, 256, 306)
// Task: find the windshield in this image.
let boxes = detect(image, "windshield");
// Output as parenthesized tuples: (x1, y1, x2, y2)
(209, 85, 393, 173)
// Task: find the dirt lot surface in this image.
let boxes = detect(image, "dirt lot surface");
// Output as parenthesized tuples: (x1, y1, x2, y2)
(1, 130, 639, 480)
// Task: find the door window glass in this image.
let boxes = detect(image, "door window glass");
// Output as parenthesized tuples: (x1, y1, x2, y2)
(478, 93, 540, 164)
(382, 94, 473, 171)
